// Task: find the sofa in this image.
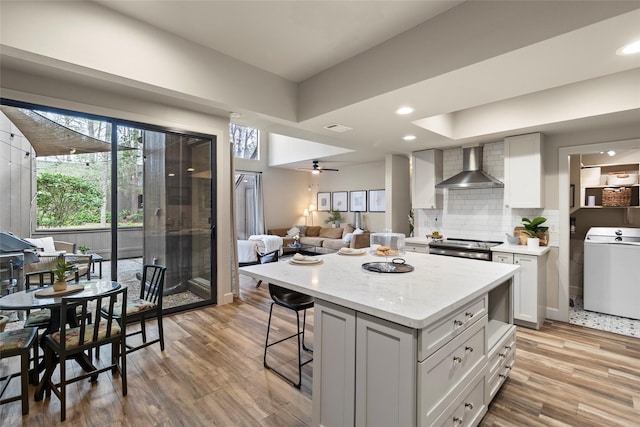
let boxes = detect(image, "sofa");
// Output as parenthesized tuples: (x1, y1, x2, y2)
(268, 224, 370, 254)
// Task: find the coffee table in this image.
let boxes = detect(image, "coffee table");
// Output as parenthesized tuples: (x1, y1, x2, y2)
(281, 243, 321, 256)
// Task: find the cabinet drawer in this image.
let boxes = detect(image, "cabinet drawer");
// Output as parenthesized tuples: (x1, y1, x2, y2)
(487, 353, 515, 401)
(492, 252, 513, 264)
(418, 315, 487, 426)
(487, 326, 516, 379)
(406, 244, 428, 254)
(419, 296, 487, 361)
(433, 371, 487, 427)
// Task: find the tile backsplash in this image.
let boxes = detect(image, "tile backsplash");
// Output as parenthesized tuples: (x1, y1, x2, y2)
(415, 142, 559, 246)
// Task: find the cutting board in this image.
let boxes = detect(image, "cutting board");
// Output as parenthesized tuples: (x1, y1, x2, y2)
(35, 284, 84, 298)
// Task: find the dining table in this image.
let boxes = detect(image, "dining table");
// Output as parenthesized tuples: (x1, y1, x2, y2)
(0, 279, 122, 398)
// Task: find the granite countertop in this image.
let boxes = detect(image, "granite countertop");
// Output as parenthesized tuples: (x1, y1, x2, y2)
(491, 243, 551, 256)
(240, 251, 518, 329)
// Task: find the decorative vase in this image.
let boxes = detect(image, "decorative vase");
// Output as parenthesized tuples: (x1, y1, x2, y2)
(527, 237, 540, 248)
(53, 281, 68, 292)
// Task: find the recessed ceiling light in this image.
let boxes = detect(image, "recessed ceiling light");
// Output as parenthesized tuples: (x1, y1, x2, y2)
(187, 167, 195, 172)
(617, 40, 640, 55)
(168, 173, 175, 177)
(403, 135, 416, 141)
(607, 150, 616, 156)
(396, 106, 414, 115)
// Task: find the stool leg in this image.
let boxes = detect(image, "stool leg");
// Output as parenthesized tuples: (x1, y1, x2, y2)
(295, 310, 302, 388)
(20, 348, 29, 415)
(263, 303, 275, 367)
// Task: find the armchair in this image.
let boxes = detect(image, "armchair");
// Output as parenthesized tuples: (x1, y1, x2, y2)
(23, 238, 91, 283)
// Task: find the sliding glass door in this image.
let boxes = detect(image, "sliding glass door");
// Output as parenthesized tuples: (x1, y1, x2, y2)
(1, 99, 217, 312)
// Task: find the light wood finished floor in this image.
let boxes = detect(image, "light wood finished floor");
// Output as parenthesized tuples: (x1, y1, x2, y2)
(2, 276, 639, 426)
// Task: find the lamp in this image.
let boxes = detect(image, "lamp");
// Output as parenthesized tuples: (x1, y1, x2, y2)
(308, 204, 315, 225)
(303, 208, 309, 226)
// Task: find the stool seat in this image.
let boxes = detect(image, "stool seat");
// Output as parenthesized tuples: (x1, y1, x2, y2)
(270, 286, 314, 311)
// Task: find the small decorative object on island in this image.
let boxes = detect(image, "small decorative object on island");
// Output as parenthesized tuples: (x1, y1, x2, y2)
(52, 257, 74, 291)
(521, 216, 549, 247)
(292, 234, 300, 247)
(408, 209, 414, 237)
(78, 245, 90, 254)
(324, 210, 343, 228)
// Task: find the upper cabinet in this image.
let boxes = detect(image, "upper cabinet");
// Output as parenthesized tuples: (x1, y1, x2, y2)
(580, 161, 639, 208)
(412, 149, 442, 209)
(504, 133, 544, 208)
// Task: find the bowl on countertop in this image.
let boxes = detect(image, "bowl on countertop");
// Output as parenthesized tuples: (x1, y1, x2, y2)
(506, 236, 520, 245)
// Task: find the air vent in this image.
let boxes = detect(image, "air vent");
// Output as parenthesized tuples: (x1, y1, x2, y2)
(323, 123, 352, 133)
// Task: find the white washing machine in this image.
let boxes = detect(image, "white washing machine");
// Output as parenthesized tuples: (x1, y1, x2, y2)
(584, 227, 640, 320)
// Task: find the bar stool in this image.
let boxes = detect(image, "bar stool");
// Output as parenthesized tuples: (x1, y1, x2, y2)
(263, 283, 314, 388)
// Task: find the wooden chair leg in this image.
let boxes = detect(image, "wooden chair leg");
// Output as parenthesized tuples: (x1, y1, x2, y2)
(20, 348, 29, 415)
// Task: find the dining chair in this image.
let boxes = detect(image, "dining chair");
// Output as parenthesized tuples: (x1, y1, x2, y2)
(99, 264, 166, 355)
(263, 283, 314, 388)
(39, 285, 127, 422)
(0, 326, 39, 415)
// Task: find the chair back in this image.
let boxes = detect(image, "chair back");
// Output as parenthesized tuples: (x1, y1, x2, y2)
(57, 286, 127, 352)
(140, 265, 166, 309)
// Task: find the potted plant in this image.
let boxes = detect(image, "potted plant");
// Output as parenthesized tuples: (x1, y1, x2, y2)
(521, 216, 549, 247)
(52, 257, 75, 291)
(324, 210, 343, 228)
(78, 245, 90, 254)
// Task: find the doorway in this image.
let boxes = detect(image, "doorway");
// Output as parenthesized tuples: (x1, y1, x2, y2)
(559, 138, 640, 336)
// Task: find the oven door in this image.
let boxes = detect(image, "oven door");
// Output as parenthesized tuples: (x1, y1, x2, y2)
(429, 247, 492, 261)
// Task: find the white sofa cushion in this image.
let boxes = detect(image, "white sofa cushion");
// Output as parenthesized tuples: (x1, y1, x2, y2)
(25, 237, 57, 253)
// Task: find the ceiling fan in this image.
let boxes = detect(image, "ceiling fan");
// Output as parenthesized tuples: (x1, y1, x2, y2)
(299, 160, 340, 174)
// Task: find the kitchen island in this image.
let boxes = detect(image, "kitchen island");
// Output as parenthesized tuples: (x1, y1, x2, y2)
(240, 251, 519, 427)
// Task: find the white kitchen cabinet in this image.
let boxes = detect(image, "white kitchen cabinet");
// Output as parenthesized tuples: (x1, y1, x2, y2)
(313, 278, 514, 427)
(493, 250, 548, 329)
(504, 133, 544, 208)
(355, 312, 416, 427)
(312, 300, 356, 427)
(412, 149, 443, 209)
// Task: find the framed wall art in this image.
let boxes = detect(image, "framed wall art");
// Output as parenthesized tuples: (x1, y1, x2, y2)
(332, 191, 348, 212)
(317, 192, 331, 211)
(368, 189, 386, 212)
(349, 190, 367, 212)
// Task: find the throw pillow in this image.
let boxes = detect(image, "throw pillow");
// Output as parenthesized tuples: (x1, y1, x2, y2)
(287, 226, 300, 237)
(294, 225, 307, 236)
(343, 232, 353, 243)
(306, 226, 321, 237)
(319, 227, 343, 239)
(342, 224, 355, 238)
(25, 237, 57, 253)
(353, 228, 364, 235)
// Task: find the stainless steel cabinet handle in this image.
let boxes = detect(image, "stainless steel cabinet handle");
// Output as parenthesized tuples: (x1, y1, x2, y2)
(465, 346, 473, 353)
(453, 356, 462, 363)
(465, 402, 474, 410)
(454, 319, 463, 326)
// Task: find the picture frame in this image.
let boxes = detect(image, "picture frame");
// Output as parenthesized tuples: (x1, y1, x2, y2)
(332, 191, 348, 212)
(368, 189, 386, 212)
(349, 190, 367, 212)
(317, 192, 331, 211)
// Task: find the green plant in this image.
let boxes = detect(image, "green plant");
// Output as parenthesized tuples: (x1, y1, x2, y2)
(324, 210, 343, 224)
(521, 216, 548, 237)
(53, 257, 75, 283)
(78, 245, 90, 254)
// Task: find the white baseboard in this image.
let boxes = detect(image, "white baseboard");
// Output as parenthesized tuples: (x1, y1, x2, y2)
(546, 307, 561, 321)
(222, 292, 234, 305)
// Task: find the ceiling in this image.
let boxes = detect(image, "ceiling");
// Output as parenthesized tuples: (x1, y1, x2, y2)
(7, 1, 640, 170)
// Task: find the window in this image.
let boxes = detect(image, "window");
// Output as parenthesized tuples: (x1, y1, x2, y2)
(230, 124, 259, 160)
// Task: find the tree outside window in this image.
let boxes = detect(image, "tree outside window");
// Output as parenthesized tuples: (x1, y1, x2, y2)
(230, 124, 259, 160)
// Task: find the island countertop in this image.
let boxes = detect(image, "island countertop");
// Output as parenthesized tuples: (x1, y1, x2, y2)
(240, 251, 518, 329)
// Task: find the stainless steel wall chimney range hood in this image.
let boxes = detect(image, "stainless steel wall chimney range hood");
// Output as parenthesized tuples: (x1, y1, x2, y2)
(435, 146, 503, 189)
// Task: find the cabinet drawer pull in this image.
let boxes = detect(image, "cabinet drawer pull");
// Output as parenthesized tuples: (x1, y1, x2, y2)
(465, 346, 473, 353)
(453, 319, 463, 326)
(499, 374, 507, 379)
(453, 356, 462, 363)
(453, 417, 463, 426)
(465, 402, 474, 410)
(499, 353, 506, 358)
(465, 311, 474, 318)
(504, 345, 512, 350)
